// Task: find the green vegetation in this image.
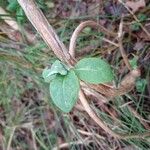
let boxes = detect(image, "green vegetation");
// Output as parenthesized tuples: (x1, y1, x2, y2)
(0, 0, 150, 149)
(43, 58, 113, 112)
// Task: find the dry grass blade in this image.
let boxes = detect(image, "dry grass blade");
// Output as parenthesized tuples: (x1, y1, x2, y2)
(0, 51, 33, 69)
(52, 137, 91, 150)
(31, 128, 38, 150)
(0, 7, 19, 31)
(118, 17, 132, 71)
(0, 7, 38, 44)
(77, 129, 105, 140)
(6, 127, 16, 150)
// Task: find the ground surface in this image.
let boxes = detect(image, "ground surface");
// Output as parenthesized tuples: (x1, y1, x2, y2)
(0, 0, 150, 150)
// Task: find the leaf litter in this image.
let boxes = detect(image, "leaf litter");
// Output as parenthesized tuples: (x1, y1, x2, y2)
(0, 0, 150, 149)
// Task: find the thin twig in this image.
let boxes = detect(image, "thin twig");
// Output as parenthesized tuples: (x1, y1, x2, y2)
(103, 37, 119, 47)
(119, 0, 150, 39)
(77, 129, 105, 140)
(52, 137, 91, 150)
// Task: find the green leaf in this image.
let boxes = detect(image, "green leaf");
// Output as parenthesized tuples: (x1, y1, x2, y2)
(74, 57, 114, 84)
(42, 68, 56, 83)
(129, 57, 138, 69)
(138, 14, 147, 22)
(50, 60, 69, 75)
(50, 70, 79, 113)
(16, 8, 25, 23)
(136, 78, 147, 93)
(130, 22, 140, 31)
(42, 60, 69, 83)
(7, 0, 18, 12)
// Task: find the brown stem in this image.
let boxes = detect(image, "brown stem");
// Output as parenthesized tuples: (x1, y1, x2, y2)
(17, 0, 75, 66)
(69, 22, 147, 139)
(78, 90, 120, 139)
(78, 90, 150, 139)
(69, 20, 117, 57)
(69, 20, 140, 98)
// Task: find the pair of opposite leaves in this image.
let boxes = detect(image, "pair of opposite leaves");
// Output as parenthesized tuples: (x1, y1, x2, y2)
(42, 57, 114, 113)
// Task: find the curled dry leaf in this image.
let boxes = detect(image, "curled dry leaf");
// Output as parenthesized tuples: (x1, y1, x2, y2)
(125, 0, 146, 13)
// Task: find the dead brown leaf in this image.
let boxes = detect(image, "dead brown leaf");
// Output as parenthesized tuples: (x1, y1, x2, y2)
(125, 0, 146, 13)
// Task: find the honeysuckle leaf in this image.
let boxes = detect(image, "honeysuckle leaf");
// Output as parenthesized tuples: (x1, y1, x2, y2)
(50, 70, 79, 113)
(42, 68, 56, 83)
(42, 60, 69, 83)
(74, 57, 114, 84)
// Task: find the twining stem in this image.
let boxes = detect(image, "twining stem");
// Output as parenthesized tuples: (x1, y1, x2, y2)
(69, 20, 117, 57)
(78, 90, 150, 139)
(69, 20, 140, 98)
(78, 90, 120, 139)
(69, 22, 148, 139)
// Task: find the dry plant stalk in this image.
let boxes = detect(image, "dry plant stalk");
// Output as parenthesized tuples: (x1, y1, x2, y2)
(17, 0, 150, 139)
(17, 0, 74, 66)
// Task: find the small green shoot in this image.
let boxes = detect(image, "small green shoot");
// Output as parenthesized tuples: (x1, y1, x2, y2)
(130, 22, 141, 31)
(138, 14, 147, 22)
(43, 57, 114, 112)
(7, 0, 25, 23)
(129, 57, 138, 69)
(129, 57, 147, 93)
(136, 78, 147, 93)
(130, 14, 147, 31)
(42, 60, 69, 83)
